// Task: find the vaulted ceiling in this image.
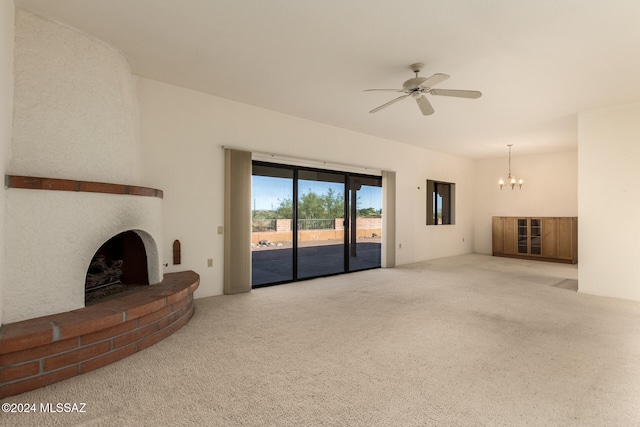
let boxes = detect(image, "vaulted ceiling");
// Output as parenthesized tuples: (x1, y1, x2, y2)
(14, 0, 640, 158)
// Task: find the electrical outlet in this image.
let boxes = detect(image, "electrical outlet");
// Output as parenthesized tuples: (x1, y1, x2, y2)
(207, 258, 213, 267)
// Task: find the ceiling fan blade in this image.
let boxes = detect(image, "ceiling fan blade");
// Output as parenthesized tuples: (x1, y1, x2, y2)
(416, 95, 435, 116)
(369, 94, 409, 113)
(419, 73, 450, 89)
(429, 88, 482, 99)
(364, 89, 404, 92)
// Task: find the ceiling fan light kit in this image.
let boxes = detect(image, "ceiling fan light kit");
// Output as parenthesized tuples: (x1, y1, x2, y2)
(365, 63, 482, 116)
(499, 144, 523, 190)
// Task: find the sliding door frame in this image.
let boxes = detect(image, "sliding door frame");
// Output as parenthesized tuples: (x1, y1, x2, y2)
(252, 160, 382, 288)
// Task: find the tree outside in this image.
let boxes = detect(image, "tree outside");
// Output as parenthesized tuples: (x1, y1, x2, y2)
(252, 188, 381, 226)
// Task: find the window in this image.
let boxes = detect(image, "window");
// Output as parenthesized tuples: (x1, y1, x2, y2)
(426, 180, 455, 225)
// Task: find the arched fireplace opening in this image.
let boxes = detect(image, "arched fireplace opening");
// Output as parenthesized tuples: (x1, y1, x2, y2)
(85, 230, 150, 305)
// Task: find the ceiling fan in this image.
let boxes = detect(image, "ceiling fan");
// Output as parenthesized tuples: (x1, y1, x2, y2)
(364, 63, 482, 115)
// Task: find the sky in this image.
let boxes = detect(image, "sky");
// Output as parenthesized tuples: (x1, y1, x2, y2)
(252, 175, 382, 211)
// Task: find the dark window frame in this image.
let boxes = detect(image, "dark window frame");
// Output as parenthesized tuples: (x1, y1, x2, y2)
(426, 179, 455, 225)
(251, 160, 383, 287)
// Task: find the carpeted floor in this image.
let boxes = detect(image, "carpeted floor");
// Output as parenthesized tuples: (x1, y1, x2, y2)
(3, 254, 640, 426)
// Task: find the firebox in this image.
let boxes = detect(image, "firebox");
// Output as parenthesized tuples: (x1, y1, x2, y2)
(85, 230, 150, 304)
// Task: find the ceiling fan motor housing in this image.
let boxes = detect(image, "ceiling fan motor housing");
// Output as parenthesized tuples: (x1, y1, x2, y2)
(403, 77, 429, 92)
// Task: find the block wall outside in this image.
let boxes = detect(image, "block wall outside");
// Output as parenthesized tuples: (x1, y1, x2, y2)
(252, 218, 381, 244)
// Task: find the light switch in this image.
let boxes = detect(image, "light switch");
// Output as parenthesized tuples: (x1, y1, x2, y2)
(217, 226, 223, 235)
(207, 258, 213, 267)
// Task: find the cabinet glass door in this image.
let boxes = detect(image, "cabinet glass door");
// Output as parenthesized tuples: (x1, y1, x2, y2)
(530, 219, 541, 255)
(517, 219, 528, 254)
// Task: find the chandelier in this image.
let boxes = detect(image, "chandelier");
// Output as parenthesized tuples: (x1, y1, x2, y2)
(498, 144, 523, 190)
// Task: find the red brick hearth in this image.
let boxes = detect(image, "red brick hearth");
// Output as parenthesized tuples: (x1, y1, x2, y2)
(0, 271, 199, 398)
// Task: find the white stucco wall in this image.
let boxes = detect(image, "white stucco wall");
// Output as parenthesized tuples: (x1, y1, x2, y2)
(578, 102, 640, 301)
(0, 0, 15, 325)
(472, 150, 578, 254)
(3, 10, 162, 323)
(11, 8, 141, 184)
(137, 77, 476, 299)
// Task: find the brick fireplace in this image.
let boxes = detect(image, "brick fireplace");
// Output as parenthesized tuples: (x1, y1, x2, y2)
(4, 10, 165, 323)
(0, 10, 200, 398)
(0, 176, 199, 398)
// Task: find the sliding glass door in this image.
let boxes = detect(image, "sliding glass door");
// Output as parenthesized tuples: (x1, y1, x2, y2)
(296, 170, 346, 279)
(348, 176, 383, 272)
(251, 164, 294, 286)
(251, 161, 382, 287)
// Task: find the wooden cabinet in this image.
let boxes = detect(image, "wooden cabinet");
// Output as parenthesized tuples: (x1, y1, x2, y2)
(492, 216, 577, 264)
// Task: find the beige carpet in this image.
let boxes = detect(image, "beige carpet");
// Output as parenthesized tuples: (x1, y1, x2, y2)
(3, 254, 640, 426)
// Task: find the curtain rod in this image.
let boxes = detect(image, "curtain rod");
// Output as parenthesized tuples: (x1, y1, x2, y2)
(221, 145, 386, 176)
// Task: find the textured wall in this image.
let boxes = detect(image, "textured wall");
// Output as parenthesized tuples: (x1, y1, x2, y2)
(3, 9, 162, 323)
(0, 0, 15, 325)
(11, 8, 141, 184)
